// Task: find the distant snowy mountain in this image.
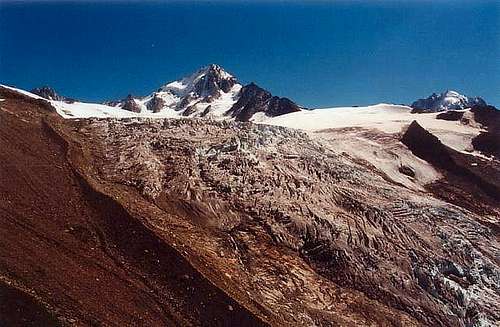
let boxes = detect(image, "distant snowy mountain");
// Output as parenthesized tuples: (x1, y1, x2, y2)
(411, 90, 486, 112)
(106, 64, 300, 120)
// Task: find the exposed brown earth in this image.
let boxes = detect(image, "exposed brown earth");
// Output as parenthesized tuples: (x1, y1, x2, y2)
(0, 86, 499, 326)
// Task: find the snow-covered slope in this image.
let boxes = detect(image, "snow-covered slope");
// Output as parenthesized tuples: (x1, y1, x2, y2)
(52, 101, 141, 119)
(411, 90, 486, 112)
(253, 104, 485, 155)
(253, 103, 478, 133)
(2, 65, 242, 119)
(252, 103, 495, 194)
(0, 84, 162, 119)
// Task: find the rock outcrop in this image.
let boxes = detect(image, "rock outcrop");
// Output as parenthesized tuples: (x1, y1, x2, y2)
(226, 82, 301, 121)
(146, 93, 167, 113)
(436, 110, 464, 121)
(121, 94, 142, 113)
(402, 120, 500, 213)
(470, 104, 500, 158)
(190, 63, 238, 97)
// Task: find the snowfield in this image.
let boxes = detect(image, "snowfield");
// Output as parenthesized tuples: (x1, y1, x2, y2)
(254, 104, 485, 154)
(52, 101, 139, 119)
(0, 84, 202, 119)
(257, 105, 491, 188)
(253, 103, 479, 136)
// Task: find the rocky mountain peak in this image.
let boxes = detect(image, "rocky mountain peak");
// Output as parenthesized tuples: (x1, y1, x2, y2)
(159, 64, 239, 99)
(102, 65, 301, 120)
(30, 86, 67, 101)
(202, 64, 234, 80)
(411, 90, 486, 112)
(192, 64, 238, 97)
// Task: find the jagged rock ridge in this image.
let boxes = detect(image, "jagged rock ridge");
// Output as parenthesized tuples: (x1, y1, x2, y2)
(30, 86, 73, 102)
(121, 94, 142, 113)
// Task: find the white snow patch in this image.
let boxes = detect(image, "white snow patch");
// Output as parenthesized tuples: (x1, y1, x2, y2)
(51, 101, 139, 119)
(249, 112, 267, 122)
(51, 100, 187, 119)
(153, 91, 180, 107)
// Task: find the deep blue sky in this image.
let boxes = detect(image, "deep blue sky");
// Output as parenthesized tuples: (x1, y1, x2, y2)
(0, 0, 498, 108)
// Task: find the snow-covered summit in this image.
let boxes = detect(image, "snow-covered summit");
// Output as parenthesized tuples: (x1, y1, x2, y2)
(108, 64, 242, 118)
(159, 64, 238, 98)
(103, 64, 301, 120)
(411, 90, 486, 112)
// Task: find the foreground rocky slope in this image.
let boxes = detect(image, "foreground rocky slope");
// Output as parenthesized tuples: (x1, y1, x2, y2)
(1, 86, 499, 326)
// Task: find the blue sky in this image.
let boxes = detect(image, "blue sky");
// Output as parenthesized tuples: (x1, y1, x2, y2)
(0, 0, 498, 107)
